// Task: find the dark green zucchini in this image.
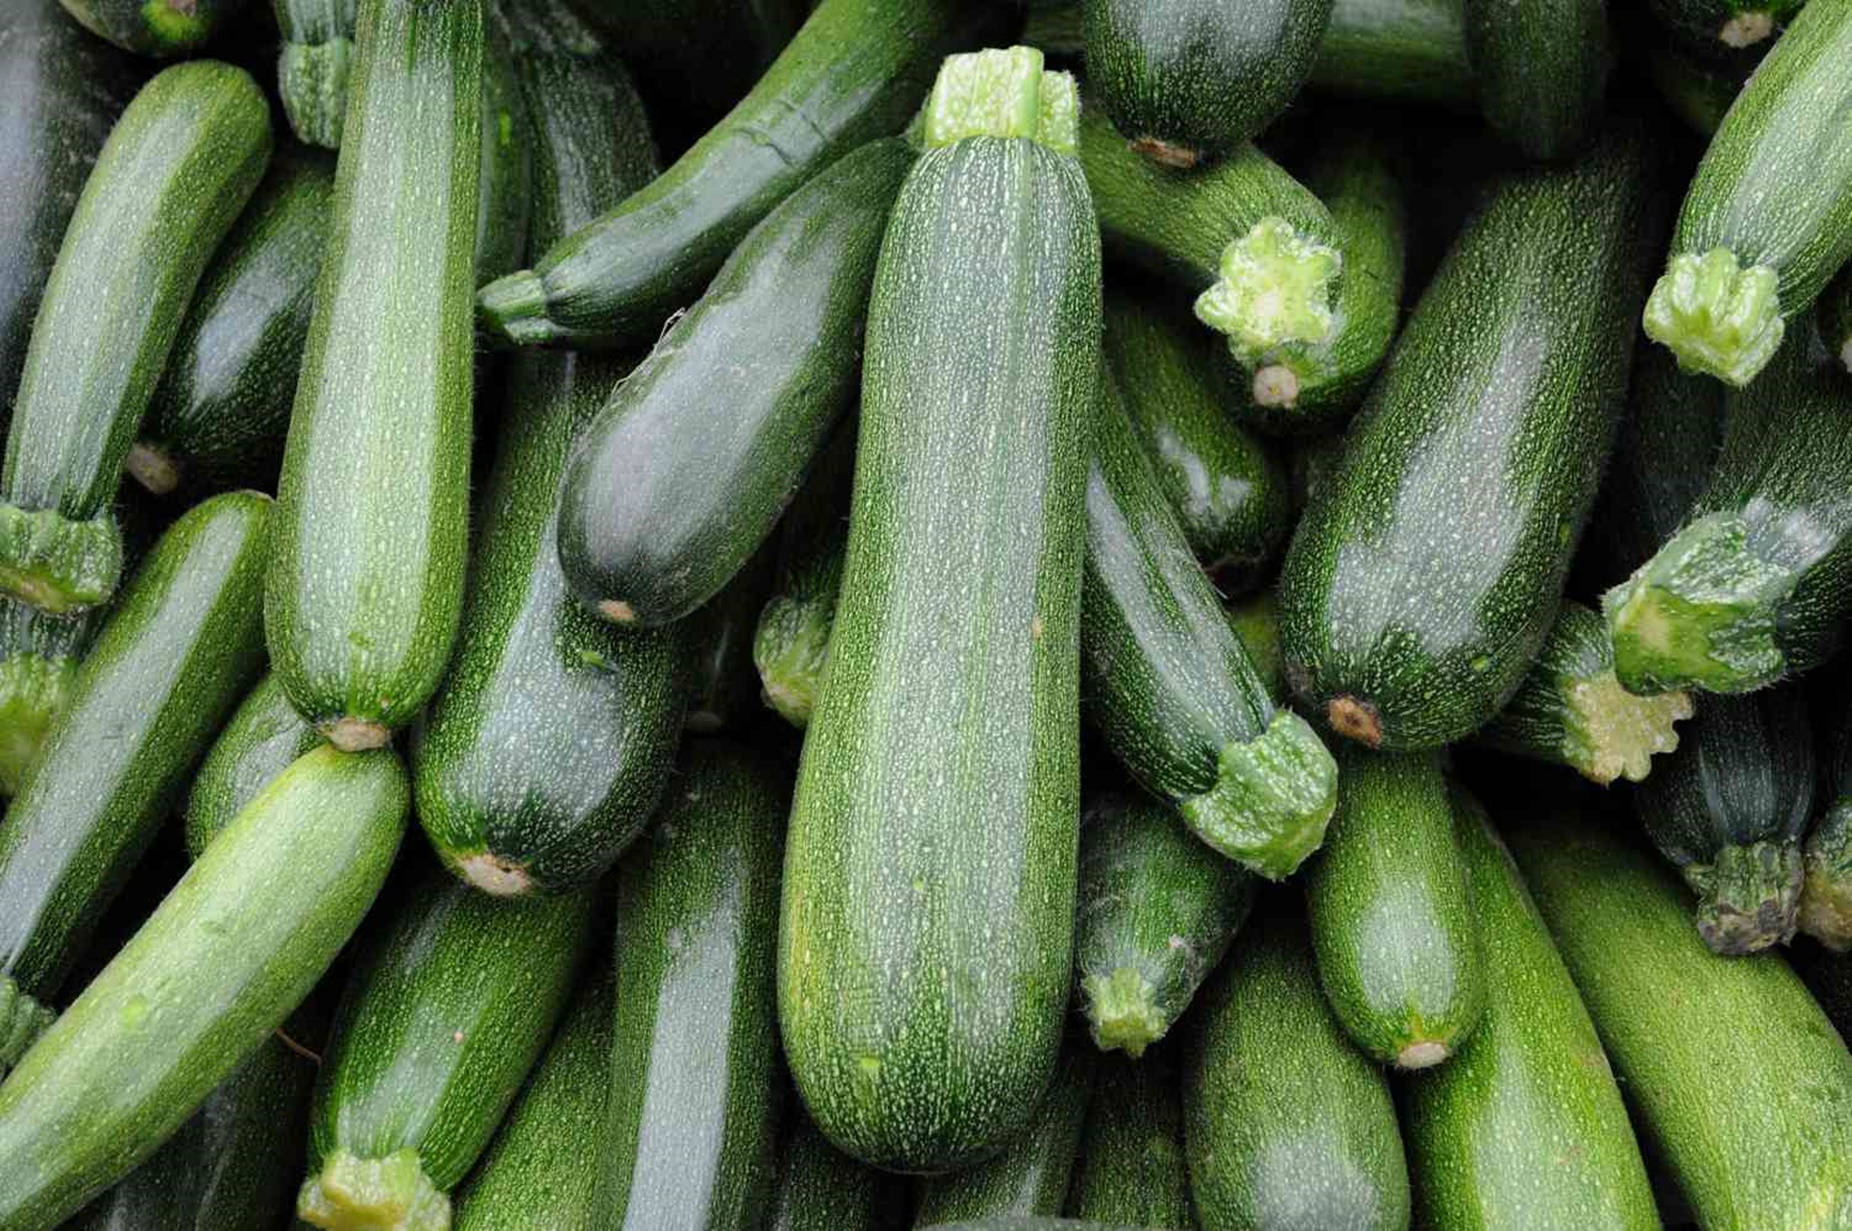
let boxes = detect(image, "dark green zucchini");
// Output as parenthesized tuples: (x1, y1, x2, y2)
(1645, 0, 1804, 60)
(473, 0, 531, 289)
(184, 672, 318, 859)
(1802, 689, 1852, 951)
(1279, 124, 1654, 751)
(275, 0, 356, 148)
(598, 740, 788, 1227)
(0, 490, 269, 1077)
(685, 539, 775, 735)
(57, 0, 247, 56)
(1821, 263, 1852, 375)
(1641, 0, 1852, 387)
(1084, 0, 1333, 167)
(1227, 590, 1285, 703)
(753, 426, 854, 729)
(1183, 913, 1410, 1230)
(1462, 0, 1609, 160)
(556, 138, 914, 628)
(1402, 788, 1656, 1230)
(1061, 1049, 1193, 1228)
(0, 743, 408, 1230)
(1074, 791, 1253, 1057)
(1308, 0, 1473, 106)
(0, 60, 270, 616)
(300, 869, 597, 1231)
(266, 0, 482, 750)
(476, 0, 1004, 349)
(768, 1112, 903, 1231)
(779, 50, 1094, 1173)
(1647, 48, 1747, 138)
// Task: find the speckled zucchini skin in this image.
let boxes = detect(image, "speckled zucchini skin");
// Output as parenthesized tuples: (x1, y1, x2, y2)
(1062, 1049, 1194, 1227)
(184, 672, 319, 859)
(57, 0, 248, 56)
(1462, 0, 1609, 160)
(1309, 0, 1472, 105)
(766, 1113, 901, 1231)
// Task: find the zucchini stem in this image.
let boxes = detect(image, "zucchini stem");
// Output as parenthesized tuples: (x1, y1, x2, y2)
(1642, 248, 1784, 387)
(1800, 804, 1852, 951)
(0, 649, 80, 796)
(1684, 839, 1804, 955)
(1178, 709, 1338, 881)
(0, 505, 123, 616)
(298, 1148, 450, 1231)
(0, 976, 54, 1078)
(1194, 217, 1342, 368)
(1082, 966, 1165, 1058)
(922, 46, 1079, 154)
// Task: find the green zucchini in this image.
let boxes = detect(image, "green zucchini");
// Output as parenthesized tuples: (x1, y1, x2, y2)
(753, 426, 854, 729)
(922, 1223, 1123, 1231)
(0, 600, 98, 797)
(556, 138, 914, 628)
(1183, 913, 1410, 1230)
(1641, 0, 1852, 386)
(1101, 293, 1290, 587)
(1401, 788, 1656, 1231)
(1476, 601, 1693, 786)
(685, 539, 775, 736)
(1820, 263, 1852, 374)
(1502, 785, 1852, 1228)
(57, 0, 247, 56)
(275, 0, 356, 148)
(769, 1112, 903, 1231)
(1647, 48, 1748, 138)
(1084, 374, 1337, 880)
(1084, 0, 1334, 167)
(916, 1046, 1095, 1224)
(1305, 746, 1482, 1068)
(476, 0, 1004, 349)
(1645, 0, 1805, 58)
(1228, 590, 1285, 703)
(1308, 0, 1473, 106)
(0, 742, 408, 1230)
(1279, 124, 1653, 751)
(473, 0, 531, 288)
(779, 49, 1094, 1173)
(0, 490, 269, 1077)
(1793, 939, 1852, 1037)
(598, 739, 788, 1227)
(184, 672, 319, 859)
(266, 0, 482, 751)
(0, 60, 270, 616)
(1074, 791, 1253, 1057)
(1461, 0, 1609, 161)
(1802, 690, 1852, 951)
(300, 870, 597, 1231)
(1061, 1050, 1193, 1228)
(132, 148, 335, 497)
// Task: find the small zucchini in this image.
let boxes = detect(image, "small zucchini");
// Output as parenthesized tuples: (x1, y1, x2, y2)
(753, 426, 854, 729)
(1309, 0, 1473, 106)
(184, 672, 320, 858)
(1802, 690, 1852, 951)
(1462, 0, 1610, 160)
(768, 1112, 903, 1231)
(56, 0, 247, 56)
(274, 0, 357, 148)
(1061, 1049, 1193, 1227)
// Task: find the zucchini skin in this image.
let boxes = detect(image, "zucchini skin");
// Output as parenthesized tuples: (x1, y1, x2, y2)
(1279, 125, 1653, 751)
(556, 138, 915, 628)
(753, 426, 854, 729)
(1305, 746, 1483, 1069)
(598, 740, 789, 1229)
(476, 0, 1005, 349)
(0, 743, 409, 1230)
(274, 0, 357, 148)
(1461, 0, 1609, 161)
(779, 127, 1097, 1173)
(1402, 789, 1656, 1231)
(767, 1113, 902, 1231)
(1648, 47, 1747, 138)
(1183, 914, 1411, 1230)
(0, 491, 270, 1076)
(1822, 264, 1852, 375)
(1309, 0, 1472, 106)
(136, 148, 335, 497)
(266, 0, 482, 748)
(183, 672, 319, 859)
(57, 0, 247, 56)
(1062, 1050, 1193, 1227)
(1502, 785, 1852, 1229)
(0, 60, 271, 616)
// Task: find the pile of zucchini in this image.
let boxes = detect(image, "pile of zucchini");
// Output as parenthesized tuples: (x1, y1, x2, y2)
(2, 0, 1852, 1226)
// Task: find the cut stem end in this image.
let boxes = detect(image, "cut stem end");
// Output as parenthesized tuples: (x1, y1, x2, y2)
(322, 718, 391, 753)
(1178, 709, 1339, 880)
(1083, 967, 1165, 1058)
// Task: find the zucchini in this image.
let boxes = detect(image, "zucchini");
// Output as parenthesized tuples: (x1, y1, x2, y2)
(0, 743, 408, 1230)
(1641, 0, 1852, 386)
(778, 49, 1095, 1173)
(1502, 785, 1852, 1229)
(1308, 0, 1473, 106)
(923, 1223, 1120, 1231)
(473, 0, 531, 288)
(1647, 48, 1748, 138)
(1793, 939, 1852, 1037)
(556, 138, 915, 628)
(1461, 0, 1609, 161)
(1605, 331, 1852, 695)
(275, 0, 357, 148)
(0, 60, 270, 615)
(132, 148, 335, 497)
(1061, 1049, 1193, 1228)
(916, 1046, 1095, 1224)
(1084, 374, 1338, 880)
(0, 490, 269, 1077)
(753, 426, 854, 729)
(266, 0, 482, 751)
(1183, 913, 1410, 1230)
(1821, 263, 1852, 374)
(1101, 293, 1290, 588)
(598, 740, 788, 1227)
(1802, 690, 1852, 951)
(685, 540, 775, 735)
(1476, 601, 1693, 786)
(476, 0, 1005, 349)
(300, 870, 597, 1231)
(1279, 124, 1653, 751)
(1084, 0, 1334, 167)
(1645, 0, 1804, 58)
(57, 0, 247, 56)
(1228, 590, 1285, 703)
(1306, 746, 1482, 1068)
(1074, 791, 1253, 1057)
(184, 672, 319, 858)
(769, 1113, 903, 1231)
(1402, 788, 1657, 1231)
(0, 601, 98, 797)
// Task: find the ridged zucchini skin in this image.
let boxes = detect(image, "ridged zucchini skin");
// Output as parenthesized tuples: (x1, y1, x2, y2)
(1402, 789, 1656, 1231)
(1279, 125, 1653, 751)
(597, 740, 789, 1229)
(1461, 0, 1609, 160)
(556, 139, 915, 628)
(275, 0, 357, 148)
(266, 0, 482, 750)
(134, 148, 335, 497)
(0, 491, 269, 1077)
(0, 743, 409, 1231)
(1061, 1050, 1193, 1228)
(0, 61, 270, 616)
(1641, 0, 1852, 387)
(1183, 914, 1410, 1231)
(300, 870, 597, 1231)
(768, 1113, 902, 1231)
(753, 426, 854, 729)
(1802, 689, 1852, 951)
(476, 0, 1004, 349)
(1308, 0, 1472, 105)
(183, 672, 318, 859)
(1084, 0, 1333, 167)
(1074, 791, 1253, 1058)
(57, 0, 247, 56)
(1503, 788, 1852, 1229)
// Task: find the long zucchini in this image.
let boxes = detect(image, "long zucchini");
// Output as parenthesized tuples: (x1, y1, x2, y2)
(753, 426, 854, 729)
(56, 0, 247, 56)
(183, 672, 320, 858)
(473, 0, 531, 289)
(1461, 0, 1610, 160)
(1061, 1049, 1193, 1228)
(274, 0, 357, 148)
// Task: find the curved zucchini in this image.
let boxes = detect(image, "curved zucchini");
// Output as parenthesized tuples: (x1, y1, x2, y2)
(184, 672, 319, 859)
(0, 491, 269, 1076)
(753, 426, 854, 729)
(1309, 0, 1473, 105)
(1462, 0, 1609, 160)
(598, 740, 788, 1229)
(779, 50, 1094, 1173)
(556, 138, 914, 628)
(768, 1113, 901, 1231)
(275, 0, 357, 148)
(1074, 791, 1253, 1057)
(0, 743, 408, 1230)
(266, 0, 482, 750)
(56, 0, 247, 56)
(1802, 689, 1852, 951)
(0, 61, 270, 615)
(1279, 124, 1653, 751)
(1062, 1050, 1193, 1227)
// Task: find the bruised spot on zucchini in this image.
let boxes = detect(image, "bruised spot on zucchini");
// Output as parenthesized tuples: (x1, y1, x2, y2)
(1328, 696, 1381, 747)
